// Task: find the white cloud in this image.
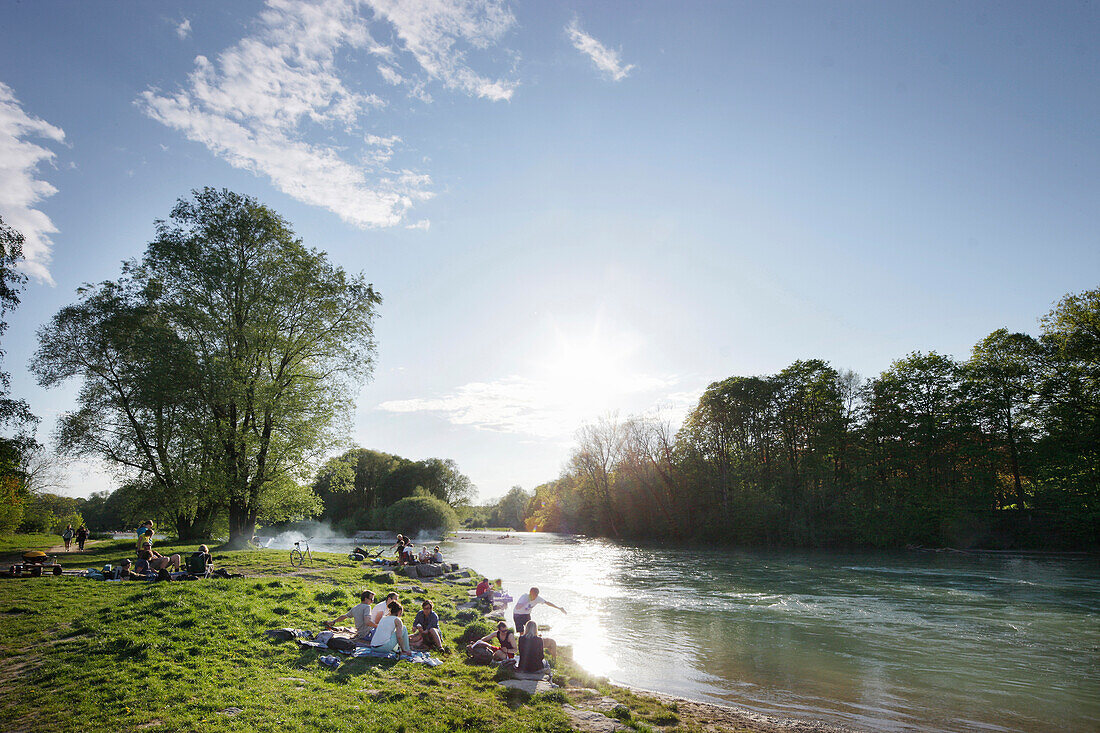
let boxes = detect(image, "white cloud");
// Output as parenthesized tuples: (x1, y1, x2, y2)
(141, 0, 519, 228)
(405, 219, 430, 230)
(378, 64, 404, 85)
(176, 18, 192, 40)
(0, 81, 65, 284)
(365, 0, 518, 100)
(380, 372, 684, 439)
(566, 18, 634, 82)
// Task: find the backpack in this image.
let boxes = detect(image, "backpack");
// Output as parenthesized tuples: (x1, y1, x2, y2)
(186, 553, 208, 575)
(327, 637, 357, 653)
(467, 644, 495, 665)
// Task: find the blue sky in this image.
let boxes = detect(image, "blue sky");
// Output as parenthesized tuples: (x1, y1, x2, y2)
(1, 1, 1098, 501)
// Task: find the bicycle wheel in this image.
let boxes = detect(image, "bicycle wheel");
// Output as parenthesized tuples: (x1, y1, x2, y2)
(290, 549, 303, 567)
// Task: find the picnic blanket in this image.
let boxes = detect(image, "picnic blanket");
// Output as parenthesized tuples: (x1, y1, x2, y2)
(266, 629, 442, 667)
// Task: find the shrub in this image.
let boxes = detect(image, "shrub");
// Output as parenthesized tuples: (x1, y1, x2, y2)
(456, 620, 493, 646)
(383, 496, 458, 535)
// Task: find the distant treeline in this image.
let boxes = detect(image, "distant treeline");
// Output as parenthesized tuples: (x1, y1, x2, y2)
(525, 288, 1100, 550)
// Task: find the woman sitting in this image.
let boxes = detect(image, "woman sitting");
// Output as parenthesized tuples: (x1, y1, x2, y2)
(138, 541, 181, 573)
(518, 620, 556, 672)
(468, 621, 518, 661)
(370, 600, 412, 655)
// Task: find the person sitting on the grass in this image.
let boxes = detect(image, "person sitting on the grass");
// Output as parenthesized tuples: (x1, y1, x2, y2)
(116, 559, 147, 580)
(371, 591, 399, 626)
(327, 589, 377, 640)
(370, 600, 412, 655)
(400, 542, 417, 565)
(475, 577, 491, 597)
(409, 600, 446, 651)
(518, 620, 556, 671)
(468, 621, 518, 661)
(138, 541, 181, 572)
(186, 544, 213, 575)
(135, 520, 155, 549)
(432, 546, 444, 563)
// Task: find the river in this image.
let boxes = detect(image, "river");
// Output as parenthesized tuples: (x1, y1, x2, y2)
(432, 532, 1098, 733)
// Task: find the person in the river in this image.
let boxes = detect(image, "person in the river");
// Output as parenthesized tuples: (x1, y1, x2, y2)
(468, 621, 518, 661)
(370, 600, 412, 655)
(512, 587, 565, 634)
(327, 589, 377, 640)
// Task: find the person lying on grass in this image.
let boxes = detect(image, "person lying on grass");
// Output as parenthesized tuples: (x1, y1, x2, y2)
(138, 541, 181, 572)
(409, 600, 447, 652)
(327, 590, 377, 640)
(370, 600, 412, 655)
(468, 621, 518, 661)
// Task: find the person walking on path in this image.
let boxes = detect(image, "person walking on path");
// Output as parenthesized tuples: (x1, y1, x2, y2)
(75, 524, 89, 551)
(512, 587, 565, 634)
(61, 524, 74, 551)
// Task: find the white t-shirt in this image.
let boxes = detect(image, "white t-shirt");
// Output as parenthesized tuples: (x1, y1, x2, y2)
(371, 600, 392, 625)
(372, 614, 399, 646)
(513, 593, 546, 615)
(347, 602, 373, 637)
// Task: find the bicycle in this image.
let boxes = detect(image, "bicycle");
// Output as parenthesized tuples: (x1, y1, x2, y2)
(290, 539, 313, 567)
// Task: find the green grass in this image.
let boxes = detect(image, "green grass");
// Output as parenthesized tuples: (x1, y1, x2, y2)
(0, 532, 63, 555)
(0, 539, 695, 733)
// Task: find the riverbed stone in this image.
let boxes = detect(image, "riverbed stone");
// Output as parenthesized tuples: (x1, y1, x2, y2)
(561, 706, 627, 732)
(499, 679, 557, 695)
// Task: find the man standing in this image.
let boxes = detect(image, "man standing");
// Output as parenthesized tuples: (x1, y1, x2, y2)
(512, 587, 565, 633)
(75, 524, 89, 551)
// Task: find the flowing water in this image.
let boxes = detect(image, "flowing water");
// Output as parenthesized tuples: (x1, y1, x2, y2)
(432, 533, 1099, 733)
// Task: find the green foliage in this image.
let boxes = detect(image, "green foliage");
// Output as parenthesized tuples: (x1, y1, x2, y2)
(383, 495, 458, 534)
(457, 620, 494, 646)
(33, 189, 381, 546)
(18, 492, 83, 534)
(313, 447, 474, 531)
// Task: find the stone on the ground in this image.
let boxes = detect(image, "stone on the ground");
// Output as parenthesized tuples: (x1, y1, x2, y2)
(400, 565, 419, 578)
(499, 679, 557, 695)
(416, 563, 444, 577)
(561, 706, 627, 732)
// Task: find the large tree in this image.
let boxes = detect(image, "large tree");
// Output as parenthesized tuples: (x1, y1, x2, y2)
(35, 189, 381, 546)
(0, 216, 38, 533)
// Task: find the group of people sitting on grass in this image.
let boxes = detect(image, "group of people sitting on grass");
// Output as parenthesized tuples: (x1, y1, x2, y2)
(390, 534, 445, 566)
(326, 589, 447, 656)
(98, 520, 215, 580)
(465, 586, 562, 673)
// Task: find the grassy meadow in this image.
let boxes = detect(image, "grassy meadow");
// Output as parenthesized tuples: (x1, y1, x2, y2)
(0, 537, 703, 733)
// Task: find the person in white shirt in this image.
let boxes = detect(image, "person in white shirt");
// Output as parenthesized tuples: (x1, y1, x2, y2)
(512, 586, 565, 633)
(371, 591, 399, 626)
(327, 589, 376, 639)
(370, 600, 412, 655)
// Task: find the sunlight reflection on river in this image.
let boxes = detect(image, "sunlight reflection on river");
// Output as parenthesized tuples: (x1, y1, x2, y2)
(441, 532, 1100, 733)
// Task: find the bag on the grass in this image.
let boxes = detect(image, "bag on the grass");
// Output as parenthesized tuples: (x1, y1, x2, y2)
(328, 637, 357, 653)
(467, 644, 494, 665)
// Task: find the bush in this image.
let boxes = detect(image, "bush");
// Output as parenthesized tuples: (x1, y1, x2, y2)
(383, 496, 458, 535)
(456, 620, 493, 646)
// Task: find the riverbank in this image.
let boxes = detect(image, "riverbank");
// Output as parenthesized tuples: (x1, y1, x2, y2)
(0, 535, 857, 733)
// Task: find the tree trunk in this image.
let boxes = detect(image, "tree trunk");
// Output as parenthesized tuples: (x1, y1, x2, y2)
(225, 499, 256, 549)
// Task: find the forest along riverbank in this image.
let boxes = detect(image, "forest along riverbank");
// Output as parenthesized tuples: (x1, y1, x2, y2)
(440, 531, 1100, 733)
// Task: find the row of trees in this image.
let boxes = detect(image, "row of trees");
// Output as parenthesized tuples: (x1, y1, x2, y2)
(526, 288, 1100, 549)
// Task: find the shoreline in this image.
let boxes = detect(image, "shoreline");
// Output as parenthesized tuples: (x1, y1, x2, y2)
(622, 686, 860, 733)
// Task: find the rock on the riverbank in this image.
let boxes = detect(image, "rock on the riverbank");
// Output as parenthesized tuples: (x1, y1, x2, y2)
(562, 706, 628, 732)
